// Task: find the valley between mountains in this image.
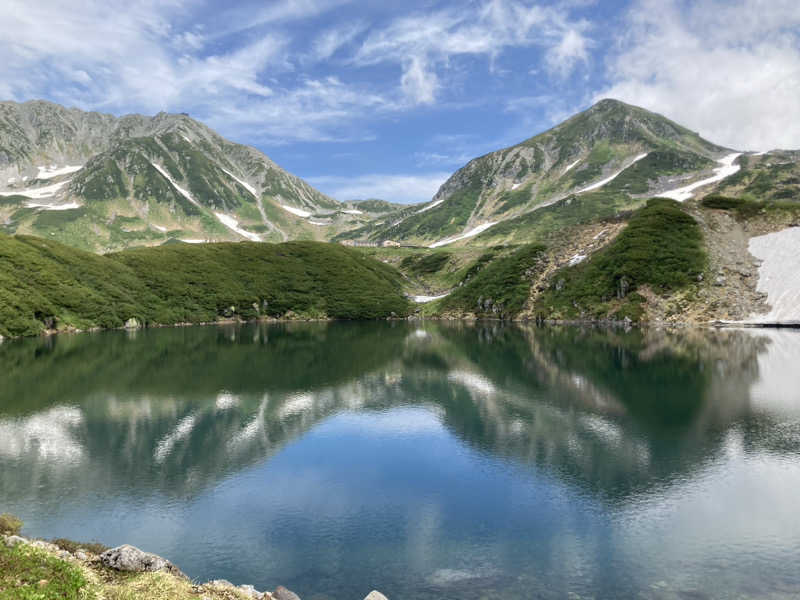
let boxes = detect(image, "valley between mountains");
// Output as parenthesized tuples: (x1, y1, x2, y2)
(1, 97, 799, 337)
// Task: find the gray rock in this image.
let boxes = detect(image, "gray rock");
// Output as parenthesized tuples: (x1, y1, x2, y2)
(75, 550, 88, 561)
(273, 586, 301, 600)
(100, 544, 184, 577)
(239, 584, 264, 599)
(364, 592, 389, 600)
(4, 535, 26, 547)
(31, 540, 60, 553)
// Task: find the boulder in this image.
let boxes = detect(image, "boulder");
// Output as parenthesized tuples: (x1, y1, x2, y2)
(100, 544, 184, 577)
(364, 592, 389, 600)
(273, 586, 301, 600)
(3, 535, 26, 547)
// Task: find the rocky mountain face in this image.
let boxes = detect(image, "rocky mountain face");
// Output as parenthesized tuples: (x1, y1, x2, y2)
(341, 99, 742, 246)
(0, 100, 371, 252)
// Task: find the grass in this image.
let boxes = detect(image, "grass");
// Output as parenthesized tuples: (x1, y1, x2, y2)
(0, 235, 410, 338)
(701, 194, 800, 219)
(0, 541, 89, 600)
(436, 243, 546, 318)
(535, 198, 705, 321)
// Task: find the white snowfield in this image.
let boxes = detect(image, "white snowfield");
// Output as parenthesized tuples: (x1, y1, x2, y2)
(429, 222, 498, 248)
(214, 212, 261, 242)
(411, 292, 450, 303)
(576, 153, 649, 194)
(0, 179, 72, 199)
(341, 208, 363, 215)
(562, 158, 581, 174)
(150, 162, 201, 208)
(659, 153, 742, 202)
(569, 254, 587, 266)
(151, 161, 260, 242)
(280, 204, 313, 218)
(222, 168, 258, 198)
(747, 227, 800, 323)
(25, 201, 81, 211)
(36, 165, 83, 179)
(416, 198, 445, 214)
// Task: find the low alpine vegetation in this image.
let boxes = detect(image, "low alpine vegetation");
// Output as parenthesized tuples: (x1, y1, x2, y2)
(536, 198, 705, 321)
(0, 236, 410, 338)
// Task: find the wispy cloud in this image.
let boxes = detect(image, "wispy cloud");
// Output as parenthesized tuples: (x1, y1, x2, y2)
(599, 0, 800, 151)
(352, 0, 592, 104)
(307, 172, 452, 203)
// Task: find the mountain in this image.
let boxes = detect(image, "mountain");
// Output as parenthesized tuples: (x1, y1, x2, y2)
(339, 99, 739, 246)
(0, 100, 373, 252)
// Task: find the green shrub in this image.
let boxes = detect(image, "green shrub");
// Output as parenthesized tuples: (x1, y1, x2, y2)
(438, 243, 546, 317)
(536, 198, 705, 321)
(0, 514, 22, 536)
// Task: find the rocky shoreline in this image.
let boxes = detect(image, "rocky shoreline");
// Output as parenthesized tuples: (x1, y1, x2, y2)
(2, 533, 390, 600)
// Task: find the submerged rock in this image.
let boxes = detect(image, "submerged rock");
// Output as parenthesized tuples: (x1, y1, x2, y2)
(100, 544, 184, 577)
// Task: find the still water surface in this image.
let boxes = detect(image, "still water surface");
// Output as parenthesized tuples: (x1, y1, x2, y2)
(1, 322, 799, 599)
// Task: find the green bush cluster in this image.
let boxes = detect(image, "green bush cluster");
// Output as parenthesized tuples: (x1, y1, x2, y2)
(0, 236, 410, 337)
(536, 198, 705, 321)
(0, 513, 22, 536)
(438, 243, 546, 318)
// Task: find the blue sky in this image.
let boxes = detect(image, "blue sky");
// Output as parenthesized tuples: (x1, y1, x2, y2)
(2, 0, 799, 203)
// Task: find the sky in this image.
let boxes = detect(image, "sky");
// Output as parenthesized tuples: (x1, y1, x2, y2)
(1, 0, 799, 204)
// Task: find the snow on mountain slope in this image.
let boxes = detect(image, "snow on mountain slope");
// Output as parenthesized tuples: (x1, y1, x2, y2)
(660, 153, 742, 202)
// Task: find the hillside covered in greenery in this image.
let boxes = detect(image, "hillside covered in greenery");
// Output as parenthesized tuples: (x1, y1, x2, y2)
(0, 235, 410, 337)
(534, 198, 706, 321)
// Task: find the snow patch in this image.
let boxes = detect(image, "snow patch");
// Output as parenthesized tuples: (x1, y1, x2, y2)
(150, 162, 201, 208)
(36, 165, 83, 179)
(569, 254, 587, 266)
(562, 158, 581, 174)
(576, 153, 649, 194)
(222, 168, 258, 198)
(7, 177, 16, 184)
(747, 227, 800, 323)
(341, 208, 363, 215)
(448, 370, 496, 395)
(214, 212, 261, 242)
(152, 224, 168, 232)
(416, 198, 445, 214)
(26, 201, 81, 211)
(511, 182, 523, 191)
(659, 153, 742, 202)
(280, 204, 313, 218)
(411, 292, 450, 303)
(429, 222, 498, 248)
(180, 239, 206, 244)
(0, 179, 72, 199)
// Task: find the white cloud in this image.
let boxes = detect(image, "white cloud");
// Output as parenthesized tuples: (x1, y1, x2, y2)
(307, 172, 451, 204)
(600, 0, 800, 151)
(352, 0, 591, 105)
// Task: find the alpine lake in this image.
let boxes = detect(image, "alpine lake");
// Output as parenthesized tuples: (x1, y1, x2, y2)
(1, 322, 799, 599)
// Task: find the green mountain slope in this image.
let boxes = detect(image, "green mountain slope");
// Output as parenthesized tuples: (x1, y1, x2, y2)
(0, 100, 371, 251)
(340, 99, 728, 247)
(0, 234, 410, 337)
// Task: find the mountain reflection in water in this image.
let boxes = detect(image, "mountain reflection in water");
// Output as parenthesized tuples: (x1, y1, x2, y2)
(1, 322, 799, 599)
